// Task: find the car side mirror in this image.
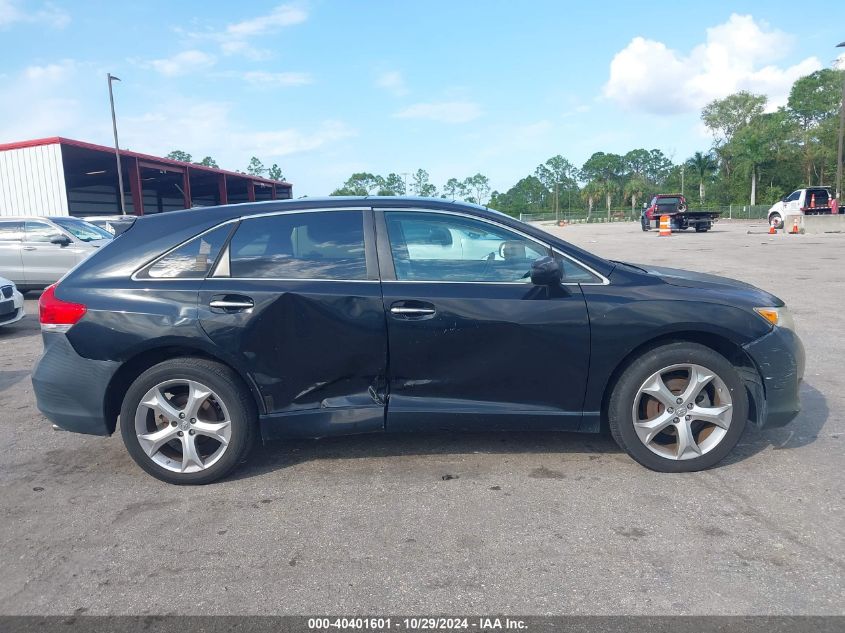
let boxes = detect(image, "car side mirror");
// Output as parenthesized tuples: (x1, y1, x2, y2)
(50, 234, 71, 246)
(530, 256, 562, 286)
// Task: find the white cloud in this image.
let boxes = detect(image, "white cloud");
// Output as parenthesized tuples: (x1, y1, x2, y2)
(242, 70, 313, 86)
(119, 100, 355, 168)
(0, 0, 68, 28)
(236, 120, 356, 157)
(147, 50, 216, 76)
(24, 59, 76, 81)
(603, 14, 822, 114)
(376, 71, 408, 96)
(226, 4, 307, 38)
(394, 101, 482, 124)
(0, 60, 88, 141)
(184, 4, 308, 60)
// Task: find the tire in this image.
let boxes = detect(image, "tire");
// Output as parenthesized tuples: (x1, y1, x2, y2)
(695, 224, 710, 232)
(120, 357, 257, 484)
(608, 342, 747, 472)
(769, 213, 783, 229)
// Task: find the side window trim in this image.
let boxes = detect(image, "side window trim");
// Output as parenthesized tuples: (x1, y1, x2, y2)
(375, 208, 609, 286)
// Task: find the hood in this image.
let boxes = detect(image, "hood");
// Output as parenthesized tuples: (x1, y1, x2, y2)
(618, 262, 783, 305)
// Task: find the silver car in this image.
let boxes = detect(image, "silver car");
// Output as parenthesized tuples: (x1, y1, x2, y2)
(0, 217, 113, 291)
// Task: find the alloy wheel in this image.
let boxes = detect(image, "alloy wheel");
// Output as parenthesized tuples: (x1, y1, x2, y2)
(631, 363, 733, 460)
(133, 379, 232, 473)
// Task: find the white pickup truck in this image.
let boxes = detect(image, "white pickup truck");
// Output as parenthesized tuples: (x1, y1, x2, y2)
(767, 187, 842, 228)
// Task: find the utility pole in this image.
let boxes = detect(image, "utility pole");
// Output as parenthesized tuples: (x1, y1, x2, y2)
(554, 182, 559, 223)
(836, 41, 845, 199)
(401, 172, 411, 196)
(680, 164, 685, 196)
(107, 73, 126, 215)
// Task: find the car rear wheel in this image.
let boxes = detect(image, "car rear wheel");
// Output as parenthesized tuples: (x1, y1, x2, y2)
(120, 358, 257, 484)
(608, 342, 747, 472)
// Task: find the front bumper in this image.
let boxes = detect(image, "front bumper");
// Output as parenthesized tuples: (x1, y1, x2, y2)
(31, 333, 119, 435)
(742, 326, 805, 428)
(0, 289, 25, 326)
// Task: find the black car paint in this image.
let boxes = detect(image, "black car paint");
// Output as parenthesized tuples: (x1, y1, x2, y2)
(32, 197, 804, 440)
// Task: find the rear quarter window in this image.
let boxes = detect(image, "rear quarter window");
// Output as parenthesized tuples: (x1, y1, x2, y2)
(141, 225, 231, 279)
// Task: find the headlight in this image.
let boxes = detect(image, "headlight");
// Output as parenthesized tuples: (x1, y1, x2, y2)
(754, 306, 795, 331)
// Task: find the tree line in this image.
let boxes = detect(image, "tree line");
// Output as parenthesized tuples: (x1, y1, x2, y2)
(165, 151, 286, 181)
(327, 67, 844, 218)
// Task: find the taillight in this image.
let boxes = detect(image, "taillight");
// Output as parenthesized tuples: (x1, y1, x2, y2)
(39, 284, 87, 333)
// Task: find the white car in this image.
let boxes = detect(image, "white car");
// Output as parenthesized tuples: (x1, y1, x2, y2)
(0, 275, 25, 327)
(0, 217, 112, 291)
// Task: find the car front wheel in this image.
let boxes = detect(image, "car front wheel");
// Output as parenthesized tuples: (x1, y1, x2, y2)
(608, 342, 747, 472)
(120, 358, 257, 484)
(769, 213, 783, 229)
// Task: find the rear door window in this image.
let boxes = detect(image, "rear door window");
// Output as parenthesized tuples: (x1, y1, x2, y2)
(0, 221, 24, 242)
(227, 211, 367, 280)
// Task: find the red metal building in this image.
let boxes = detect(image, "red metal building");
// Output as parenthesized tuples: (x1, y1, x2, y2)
(0, 136, 292, 218)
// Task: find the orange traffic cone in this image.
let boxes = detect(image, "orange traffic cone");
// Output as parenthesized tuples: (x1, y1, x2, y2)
(790, 217, 800, 234)
(768, 223, 776, 234)
(809, 193, 816, 208)
(659, 215, 671, 237)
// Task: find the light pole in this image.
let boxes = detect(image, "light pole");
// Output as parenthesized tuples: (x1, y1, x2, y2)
(554, 182, 559, 223)
(836, 41, 845, 200)
(107, 73, 126, 215)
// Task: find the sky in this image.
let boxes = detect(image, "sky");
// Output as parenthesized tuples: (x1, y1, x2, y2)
(1, 0, 843, 196)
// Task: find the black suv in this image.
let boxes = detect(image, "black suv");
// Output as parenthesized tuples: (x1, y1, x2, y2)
(32, 198, 804, 484)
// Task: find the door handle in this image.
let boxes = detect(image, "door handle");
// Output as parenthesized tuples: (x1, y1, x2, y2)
(390, 306, 435, 315)
(209, 295, 254, 312)
(389, 301, 436, 319)
(22, 246, 36, 251)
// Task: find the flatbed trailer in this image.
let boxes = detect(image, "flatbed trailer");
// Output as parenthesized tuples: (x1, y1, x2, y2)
(640, 194, 720, 233)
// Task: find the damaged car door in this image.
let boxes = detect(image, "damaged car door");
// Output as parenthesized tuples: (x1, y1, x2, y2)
(198, 208, 388, 439)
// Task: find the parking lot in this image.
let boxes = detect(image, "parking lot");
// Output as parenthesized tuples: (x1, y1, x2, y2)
(0, 219, 842, 616)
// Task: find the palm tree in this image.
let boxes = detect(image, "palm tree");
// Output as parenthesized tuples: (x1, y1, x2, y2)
(685, 151, 717, 204)
(624, 177, 648, 217)
(580, 181, 601, 219)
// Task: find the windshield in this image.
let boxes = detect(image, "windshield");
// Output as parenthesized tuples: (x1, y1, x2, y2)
(51, 218, 113, 242)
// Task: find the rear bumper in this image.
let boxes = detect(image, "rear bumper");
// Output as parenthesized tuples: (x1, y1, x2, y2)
(31, 333, 119, 435)
(743, 326, 805, 428)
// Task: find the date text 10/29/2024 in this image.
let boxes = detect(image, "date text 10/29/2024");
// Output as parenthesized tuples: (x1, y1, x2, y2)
(307, 617, 528, 630)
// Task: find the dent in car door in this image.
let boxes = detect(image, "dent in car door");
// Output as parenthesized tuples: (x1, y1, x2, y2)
(197, 208, 388, 440)
(376, 209, 592, 433)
